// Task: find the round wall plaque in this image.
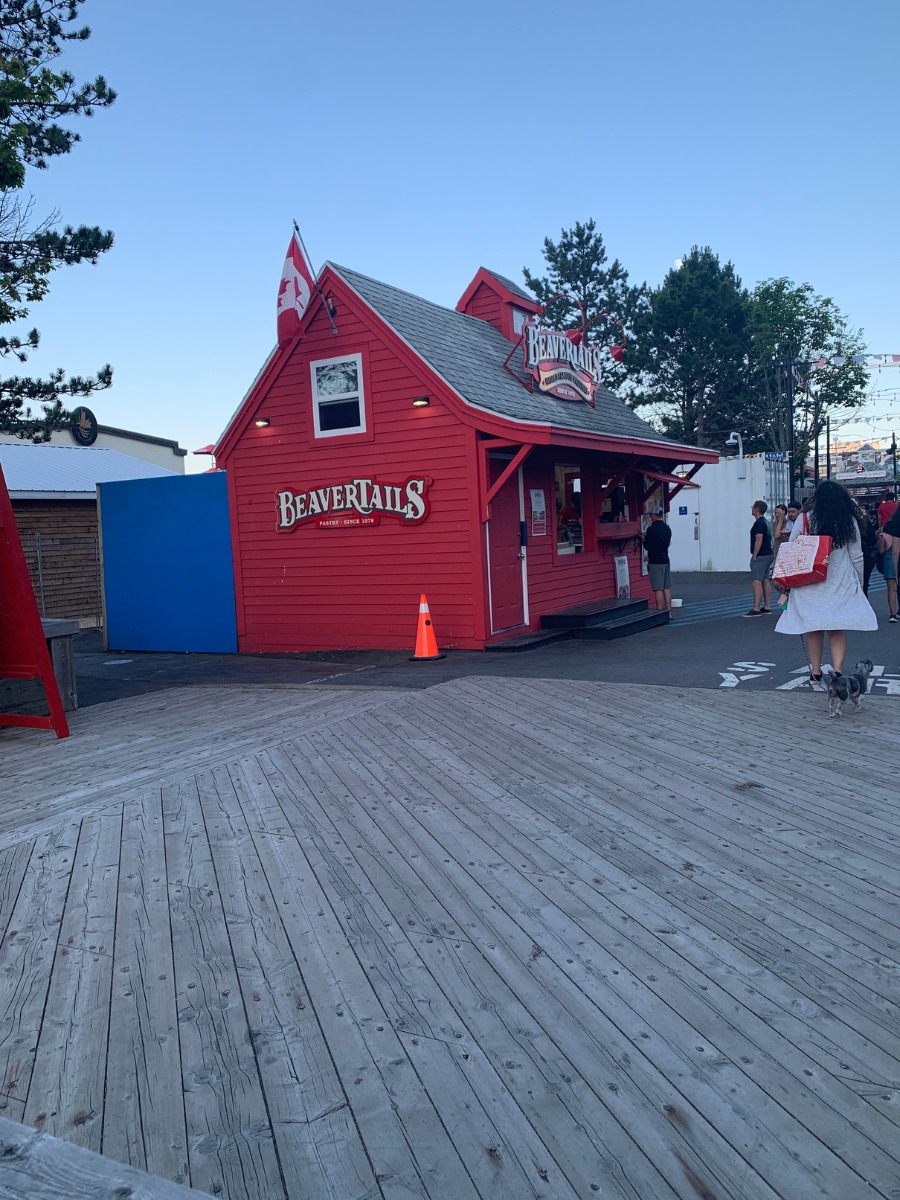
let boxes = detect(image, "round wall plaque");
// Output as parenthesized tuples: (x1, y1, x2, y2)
(70, 407, 99, 446)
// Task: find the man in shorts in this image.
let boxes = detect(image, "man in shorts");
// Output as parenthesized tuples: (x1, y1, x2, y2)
(746, 500, 774, 616)
(640, 508, 672, 619)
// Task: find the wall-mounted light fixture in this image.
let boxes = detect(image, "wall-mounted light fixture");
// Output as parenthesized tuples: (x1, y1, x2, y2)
(254, 417, 271, 428)
(412, 396, 430, 408)
(725, 430, 746, 478)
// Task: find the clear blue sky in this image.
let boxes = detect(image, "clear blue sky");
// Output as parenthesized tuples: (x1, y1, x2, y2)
(20, 0, 900, 468)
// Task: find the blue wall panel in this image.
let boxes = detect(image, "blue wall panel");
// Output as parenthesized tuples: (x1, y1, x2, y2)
(100, 473, 237, 653)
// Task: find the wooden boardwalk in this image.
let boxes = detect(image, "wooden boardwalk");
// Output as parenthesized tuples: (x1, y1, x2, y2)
(1, 676, 899, 1199)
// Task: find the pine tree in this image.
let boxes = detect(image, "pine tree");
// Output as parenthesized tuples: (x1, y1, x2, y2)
(629, 247, 749, 447)
(0, 0, 115, 441)
(522, 219, 645, 388)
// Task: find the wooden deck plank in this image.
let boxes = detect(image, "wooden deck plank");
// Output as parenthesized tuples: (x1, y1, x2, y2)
(3, 675, 900, 1199)
(0, 1114, 211, 1198)
(225, 756, 483, 1200)
(0, 842, 34, 945)
(24, 811, 121, 1150)
(403, 683, 900, 1074)
(260, 739, 681, 1200)
(103, 790, 189, 1185)
(199, 765, 380, 1200)
(556, 681, 900, 852)
(531, 678, 900, 887)
(163, 779, 286, 1200)
(318, 710, 886, 1200)
(425, 682, 900, 993)
(350, 701, 900, 1141)
(251, 747, 587, 1200)
(0, 826, 79, 1107)
(0, 686, 411, 848)
(271, 732, 768, 1200)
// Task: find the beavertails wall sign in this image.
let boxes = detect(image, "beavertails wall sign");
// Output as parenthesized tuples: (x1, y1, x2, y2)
(276, 475, 430, 531)
(523, 323, 604, 406)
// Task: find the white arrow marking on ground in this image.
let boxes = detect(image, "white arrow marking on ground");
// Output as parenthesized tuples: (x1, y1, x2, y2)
(733, 662, 777, 669)
(776, 663, 834, 691)
(719, 673, 741, 688)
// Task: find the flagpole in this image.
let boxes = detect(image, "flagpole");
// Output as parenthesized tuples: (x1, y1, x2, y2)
(293, 219, 338, 336)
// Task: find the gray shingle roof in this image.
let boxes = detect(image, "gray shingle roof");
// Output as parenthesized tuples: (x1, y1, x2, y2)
(0, 443, 176, 498)
(330, 263, 693, 452)
(483, 269, 537, 304)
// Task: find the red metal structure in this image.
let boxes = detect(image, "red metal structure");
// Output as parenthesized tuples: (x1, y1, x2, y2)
(216, 264, 717, 652)
(0, 464, 69, 738)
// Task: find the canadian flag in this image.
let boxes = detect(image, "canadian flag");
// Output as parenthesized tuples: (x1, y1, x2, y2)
(276, 232, 316, 346)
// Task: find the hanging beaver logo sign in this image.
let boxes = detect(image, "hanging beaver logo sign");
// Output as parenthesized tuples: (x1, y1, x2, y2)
(276, 475, 430, 531)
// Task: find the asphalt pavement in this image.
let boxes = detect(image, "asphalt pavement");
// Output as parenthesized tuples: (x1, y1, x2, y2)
(59, 571, 900, 708)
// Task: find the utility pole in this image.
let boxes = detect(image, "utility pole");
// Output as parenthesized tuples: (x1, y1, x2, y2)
(892, 434, 898, 497)
(826, 417, 831, 481)
(785, 347, 795, 495)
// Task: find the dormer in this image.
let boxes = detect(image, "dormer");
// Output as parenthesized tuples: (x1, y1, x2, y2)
(456, 267, 541, 343)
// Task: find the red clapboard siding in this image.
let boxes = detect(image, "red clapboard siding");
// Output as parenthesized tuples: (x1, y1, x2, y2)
(460, 282, 504, 334)
(221, 291, 484, 652)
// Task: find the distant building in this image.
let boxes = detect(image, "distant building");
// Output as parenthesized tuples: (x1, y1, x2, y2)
(0, 421, 187, 473)
(0, 442, 177, 625)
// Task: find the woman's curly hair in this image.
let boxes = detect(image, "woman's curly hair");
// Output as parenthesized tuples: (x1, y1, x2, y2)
(809, 479, 860, 548)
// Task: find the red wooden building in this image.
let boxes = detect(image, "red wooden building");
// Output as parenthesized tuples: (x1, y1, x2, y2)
(215, 264, 717, 652)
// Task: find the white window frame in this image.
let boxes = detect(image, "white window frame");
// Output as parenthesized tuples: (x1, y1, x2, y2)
(512, 308, 528, 335)
(310, 352, 366, 438)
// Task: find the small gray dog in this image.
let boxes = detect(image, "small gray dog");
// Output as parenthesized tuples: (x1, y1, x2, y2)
(825, 660, 874, 718)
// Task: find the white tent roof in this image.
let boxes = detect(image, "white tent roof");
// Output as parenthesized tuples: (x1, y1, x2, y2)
(0, 442, 176, 499)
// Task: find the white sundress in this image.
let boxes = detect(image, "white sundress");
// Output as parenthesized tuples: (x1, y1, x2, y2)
(775, 520, 877, 635)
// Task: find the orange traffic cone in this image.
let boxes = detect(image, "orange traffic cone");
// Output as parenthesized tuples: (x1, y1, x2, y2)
(410, 593, 445, 661)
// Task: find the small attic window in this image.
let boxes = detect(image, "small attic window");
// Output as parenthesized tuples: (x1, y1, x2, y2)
(512, 308, 529, 335)
(310, 353, 365, 437)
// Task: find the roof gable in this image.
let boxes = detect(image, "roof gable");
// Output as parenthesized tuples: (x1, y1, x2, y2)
(455, 266, 541, 317)
(331, 263, 701, 451)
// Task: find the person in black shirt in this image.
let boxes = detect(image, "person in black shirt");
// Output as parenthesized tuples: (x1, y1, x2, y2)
(883, 505, 900, 611)
(859, 505, 879, 597)
(640, 508, 673, 618)
(745, 500, 773, 616)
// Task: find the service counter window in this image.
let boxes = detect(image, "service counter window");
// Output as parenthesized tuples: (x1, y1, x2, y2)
(555, 464, 583, 554)
(598, 481, 627, 522)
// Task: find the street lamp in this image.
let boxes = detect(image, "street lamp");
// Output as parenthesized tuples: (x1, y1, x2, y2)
(726, 431, 746, 478)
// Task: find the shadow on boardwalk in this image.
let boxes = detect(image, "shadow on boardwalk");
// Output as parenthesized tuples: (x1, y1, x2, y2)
(1, 677, 899, 1199)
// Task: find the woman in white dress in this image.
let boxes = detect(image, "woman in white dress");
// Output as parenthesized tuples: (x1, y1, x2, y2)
(775, 480, 877, 689)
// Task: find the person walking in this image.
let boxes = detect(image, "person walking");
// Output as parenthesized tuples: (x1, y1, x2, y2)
(745, 501, 774, 616)
(775, 480, 877, 688)
(772, 504, 788, 548)
(859, 505, 879, 597)
(785, 500, 802, 537)
(877, 489, 897, 529)
(639, 508, 673, 618)
(877, 523, 898, 621)
(883, 504, 900, 600)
